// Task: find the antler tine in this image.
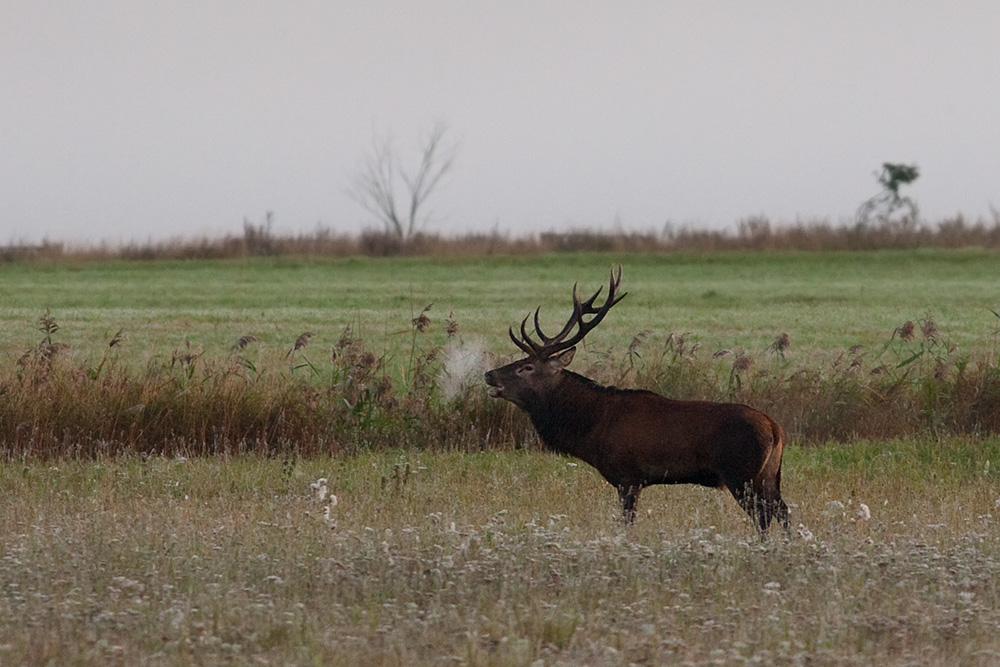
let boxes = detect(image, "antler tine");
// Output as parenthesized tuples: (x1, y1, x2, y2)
(606, 264, 626, 307)
(559, 265, 626, 343)
(509, 318, 539, 356)
(509, 266, 627, 359)
(522, 313, 551, 355)
(575, 267, 624, 314)
(533, 283, 582, 346)
(577, 284, 604, 313)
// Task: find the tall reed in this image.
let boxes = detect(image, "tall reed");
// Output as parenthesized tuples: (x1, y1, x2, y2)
(2, 310, 1000, 459)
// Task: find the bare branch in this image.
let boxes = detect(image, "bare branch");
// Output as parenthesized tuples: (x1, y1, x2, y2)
(401, 122, 457, 237)
(349, 122, 457, 240)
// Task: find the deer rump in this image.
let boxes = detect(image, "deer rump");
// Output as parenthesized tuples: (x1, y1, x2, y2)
(484, 266, 789, 534)
(530, 371, 788, 533)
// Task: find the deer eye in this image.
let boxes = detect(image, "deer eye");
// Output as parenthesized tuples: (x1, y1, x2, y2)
(519, 364, 534, 374)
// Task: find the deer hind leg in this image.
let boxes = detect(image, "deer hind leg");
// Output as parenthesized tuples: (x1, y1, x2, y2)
(617, 484, 641, 524)
(768, 467, 790, 532)
(730, 432, 790, 535)
(755, 450, 790, 533)
(730, 479, 789, 537)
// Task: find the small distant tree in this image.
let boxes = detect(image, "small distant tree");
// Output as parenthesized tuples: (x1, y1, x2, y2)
(856, 162, 920, 227)
(349, 122, 457, 241)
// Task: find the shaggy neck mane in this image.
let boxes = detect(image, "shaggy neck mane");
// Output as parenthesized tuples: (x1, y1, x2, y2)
(525, 371, 619, 454)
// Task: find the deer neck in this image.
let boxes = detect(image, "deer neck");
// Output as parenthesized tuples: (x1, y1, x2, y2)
(524, 371, 606, 456)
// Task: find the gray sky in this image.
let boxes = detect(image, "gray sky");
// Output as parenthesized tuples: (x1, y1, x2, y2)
(3, 2, 999, 244)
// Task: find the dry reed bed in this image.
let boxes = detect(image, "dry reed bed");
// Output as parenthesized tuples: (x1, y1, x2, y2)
(2, 308, 1000, 458)
(5, 213, 1000, 262)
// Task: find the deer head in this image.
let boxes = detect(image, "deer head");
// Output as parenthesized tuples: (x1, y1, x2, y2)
(484, 266, 626, 409)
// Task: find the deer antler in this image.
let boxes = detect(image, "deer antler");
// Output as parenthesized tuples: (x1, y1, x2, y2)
(509, 266, 626, 358)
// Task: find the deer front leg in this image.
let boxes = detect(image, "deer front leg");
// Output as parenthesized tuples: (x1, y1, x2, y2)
(618, 484, 641, 524)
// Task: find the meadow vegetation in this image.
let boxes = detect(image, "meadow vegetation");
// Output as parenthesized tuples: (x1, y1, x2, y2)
(1, 445, 998, 665)
(2, 247, 1000, 663)
(2, 249, 1000, 455)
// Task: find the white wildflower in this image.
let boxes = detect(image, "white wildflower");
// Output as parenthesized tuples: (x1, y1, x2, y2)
(322, 504, 337, 529)
(381, 540, 394, 566)
(310, 478, 328, 502)
(796, 523, 814, 541)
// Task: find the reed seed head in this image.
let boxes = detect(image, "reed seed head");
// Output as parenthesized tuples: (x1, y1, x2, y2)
(921, 317, 937, 341)
(898, 321, 915, 342)
(412, 304, 433, 333)
(732, 353, 754, 372)
(108, 329, 125, 349)
(293, 332, 314, 351)
(445, 311, 459, 338)
(234, 335, 257, 350)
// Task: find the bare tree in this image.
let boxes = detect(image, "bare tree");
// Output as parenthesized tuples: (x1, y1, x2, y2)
(349, 122, 457, 240)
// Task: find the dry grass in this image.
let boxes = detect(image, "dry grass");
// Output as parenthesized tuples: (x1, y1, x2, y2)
(620, 319, 1000, 443)
(3, 308, 1000, 458)
(1, 446, 998, 665)
(6, 213, 1000, 262)
(0, 314, 533, 458)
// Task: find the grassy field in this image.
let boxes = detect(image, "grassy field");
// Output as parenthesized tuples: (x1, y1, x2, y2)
(2, 249, 999, 363)
(2, 248, 1000, 664)
(1, 443, 999, 665)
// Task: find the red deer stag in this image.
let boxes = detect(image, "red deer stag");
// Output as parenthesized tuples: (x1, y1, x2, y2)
(484, 267, 789, 535)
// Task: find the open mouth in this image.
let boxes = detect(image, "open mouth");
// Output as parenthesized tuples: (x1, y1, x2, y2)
(484, 372, 503, 398)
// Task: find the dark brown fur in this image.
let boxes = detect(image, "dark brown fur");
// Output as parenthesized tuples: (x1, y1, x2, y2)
(486, 347, 789, 534)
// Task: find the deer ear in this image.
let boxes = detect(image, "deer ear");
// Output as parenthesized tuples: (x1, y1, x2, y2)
(550, 347, 575, 369)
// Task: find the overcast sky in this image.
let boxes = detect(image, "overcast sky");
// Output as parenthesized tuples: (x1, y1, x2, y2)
(2, 2, 999, 244)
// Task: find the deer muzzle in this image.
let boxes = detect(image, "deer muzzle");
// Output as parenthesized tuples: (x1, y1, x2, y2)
(484, 370, 503, 398)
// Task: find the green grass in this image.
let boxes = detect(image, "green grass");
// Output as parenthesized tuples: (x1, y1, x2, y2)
(1, 445, 998, 665)
(3, 248, 1000, 663)
(2, 249, 999, 367)
(3, 248, 1000, 455)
